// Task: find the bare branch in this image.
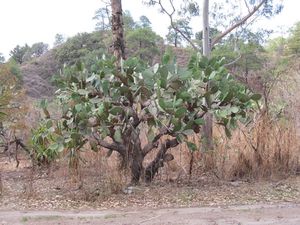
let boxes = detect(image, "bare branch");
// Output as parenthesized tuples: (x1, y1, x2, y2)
(142, 125, 170, 155)
(196, 110, 206, 120)
(129, 107, 140, 128)
(165, 138, 179, 148)
(211, 0, 267, 46)
(224, 53, 242, 67)
(157, 0, 200, 51)
(75, 138, 88, 151)
(144, 138, 179, 182)
(143, 133, 162, 156)
(92, 132, 125, 154)
(244, 0, 251, 13)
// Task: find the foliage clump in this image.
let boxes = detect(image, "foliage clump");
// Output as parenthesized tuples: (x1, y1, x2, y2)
(32, 53, 260, 184)
(0, 62, 22, 121)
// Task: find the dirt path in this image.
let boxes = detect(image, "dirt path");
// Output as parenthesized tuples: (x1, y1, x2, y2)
(1, 203, 300, 225)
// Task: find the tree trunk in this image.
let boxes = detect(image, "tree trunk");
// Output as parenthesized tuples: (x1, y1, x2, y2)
(144, 144, 168, 183)
(202, 0, 210, 57)
(202, 0, 214, 151)
(129, 129, 144, 185)
(130, 151, 144, 184)
(111, 0, 125, 69)
(144, 139, 178, 183)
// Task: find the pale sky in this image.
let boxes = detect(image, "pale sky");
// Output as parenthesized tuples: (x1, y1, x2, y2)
(0, 0, 299, 59)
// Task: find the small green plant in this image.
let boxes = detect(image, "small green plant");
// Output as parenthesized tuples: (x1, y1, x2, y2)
(21, 216, 29, 222)
(30, 119, 64, 166)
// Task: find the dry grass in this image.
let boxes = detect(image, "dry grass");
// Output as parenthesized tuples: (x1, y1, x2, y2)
(144, 113, 300, 183)
(209, 114, 300, 180)
(74, 149, 127, 197)
(0, 172, 2, 195)
(60, 112, 300, 187)
(0, 113, 299, 207)
(2, 100, 299, 200)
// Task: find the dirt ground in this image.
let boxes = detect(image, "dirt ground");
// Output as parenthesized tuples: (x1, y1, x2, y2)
(0, 204, 300, 225)
(1, 154, 300, 224)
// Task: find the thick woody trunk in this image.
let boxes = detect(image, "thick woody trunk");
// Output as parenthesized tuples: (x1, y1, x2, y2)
(144, 139, 178, 183)
(202, 0, 214, 151)
(130, 150, 144, 184)
(111, 0, 125, 69)
(128, 129, 144, 185)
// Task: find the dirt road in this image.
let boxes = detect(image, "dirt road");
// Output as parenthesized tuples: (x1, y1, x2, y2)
(1, 203, 300, 225)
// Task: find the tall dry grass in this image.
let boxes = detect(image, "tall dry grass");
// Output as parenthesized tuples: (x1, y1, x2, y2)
(206, 114, 300, 180)
(66, 112, 299, 186)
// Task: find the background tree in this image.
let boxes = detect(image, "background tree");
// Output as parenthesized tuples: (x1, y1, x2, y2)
(0, 53, 5, 64)
(126, 27, 163, 63)
(194, 27, 220, 51)
(0, 66, 14, 121)
(0, 61, 22, 122)
(93, 7, 111, 31)
(166, 19, 193, 47)
(138, 15, 152, 28)
(19, 42, 49, 62)
(29, 42, 49, 58)
(10, 42, 48, 63)
(54, 33, 65, 47)
(54, 32, 106, 67)
(9, 44, 30, 64)
(123, 10, 136, 31)
(93, 7, 136, 32)
(266, 36, 286, 55)
(287, 22, 300, 56)
(201, 0, 213, 149)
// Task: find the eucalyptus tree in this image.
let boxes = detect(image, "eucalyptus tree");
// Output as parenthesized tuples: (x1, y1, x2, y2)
(139, 15, 152, 28)
(111, 0, 125, 69)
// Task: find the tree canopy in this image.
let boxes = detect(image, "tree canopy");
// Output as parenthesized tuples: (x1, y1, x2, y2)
(0, 53, 5, 64)
(126, 27, 163, 63)
(287, 22, 300, 56)
(35, 51, 261, 183)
